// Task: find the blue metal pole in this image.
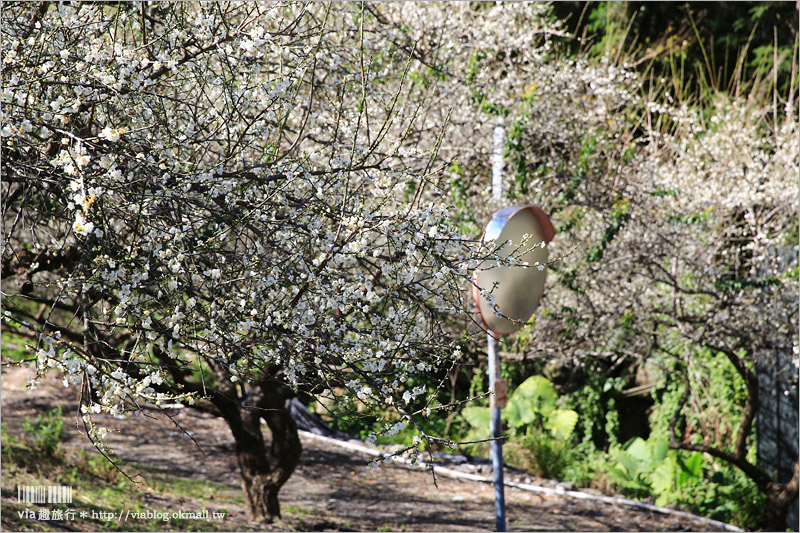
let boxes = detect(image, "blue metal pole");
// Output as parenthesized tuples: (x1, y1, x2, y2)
(487, 331, 506, 531)
(489, 113, 506, 532)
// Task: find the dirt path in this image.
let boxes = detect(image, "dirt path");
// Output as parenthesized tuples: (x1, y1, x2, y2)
(2, 366, 731, 532)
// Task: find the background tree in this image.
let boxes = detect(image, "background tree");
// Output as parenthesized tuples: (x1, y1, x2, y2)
(367, 2, 798, 527)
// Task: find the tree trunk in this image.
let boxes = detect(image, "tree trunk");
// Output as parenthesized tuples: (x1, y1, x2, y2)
(258, 378, 303, 517)
(763, 460, 799, 532)
(218, 380, 302, 522)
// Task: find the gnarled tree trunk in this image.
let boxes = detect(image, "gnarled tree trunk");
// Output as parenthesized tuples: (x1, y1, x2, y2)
(763, 460, 799, 532)
(215, 379, 302, 522)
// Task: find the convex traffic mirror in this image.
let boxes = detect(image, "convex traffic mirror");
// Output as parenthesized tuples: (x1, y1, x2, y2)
(472, 205, 555, 336)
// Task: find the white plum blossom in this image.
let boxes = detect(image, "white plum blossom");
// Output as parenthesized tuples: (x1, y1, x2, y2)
(72, 213, 95, 236)
(98, 126, 124, 142)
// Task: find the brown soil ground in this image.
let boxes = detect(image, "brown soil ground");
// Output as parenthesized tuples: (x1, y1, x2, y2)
(1, 366, 731, 532)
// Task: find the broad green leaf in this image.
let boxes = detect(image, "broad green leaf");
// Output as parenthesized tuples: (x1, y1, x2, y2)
(624, 437, 650, 466)
(612, 449, 639, 477)
(544, 409, 578, 440)
(462, 406, 490, 441)
(508, 375, 557, 419)
(654, 492, 673, 508)
(462, 406, 490, 429)
(685, 451, 704, 476)
(608, 463, 632, 483)
(677, 452, 704, 485)
(651, 454, 677, 500)
(649, 436, 670, 463)
(503, 394, 530, 428)
(465, 426, 490, 442)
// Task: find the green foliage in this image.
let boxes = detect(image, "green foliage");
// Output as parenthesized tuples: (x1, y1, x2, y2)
(468, 367, 485, 402)
(68, 450, 122, 484)
(402, 179, 418, 204)
(410, 70, 430, 90)
(463, 49, 509, 116)
(461, 376, 578, 479)
(607, 436, 701, 503)
(506, 429, 574, 480)
(462, 376, 578, 442)
(555, 206, 585, 234)
(550, 135, 596, 210)
(551, 1, 798, 96)
(507, 106, 536, 198)
(648, 188, 680, 198)
(650, 345, 750, 449)
(1, 331, 32, 363)
(600, 432, 765, 529)
(188, 360, 219, 389)
(566, 369, 625, 449)
(461, 404, 490, 436)
(590, 344, 768, 529)
(714, 275, 781, 292)
(22, 406, 64, 457)
(545, 408, 580, 441)
(1, 422, 18, 462)
(584, 3, 630, 56)
(668, 206, 713, 225)
(448, 161, 480, 235)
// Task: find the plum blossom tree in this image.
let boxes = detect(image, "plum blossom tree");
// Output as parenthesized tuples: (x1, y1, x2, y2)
(481, 35, 799, 530)
(0, 2, 508, 520)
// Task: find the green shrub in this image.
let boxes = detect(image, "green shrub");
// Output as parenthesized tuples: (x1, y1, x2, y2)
(461, 375, 579, 478)
(506, 429, 573, 480)
(462, 375, 579, 441)
(601, 433, 765, 529)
